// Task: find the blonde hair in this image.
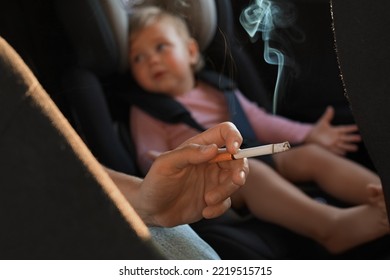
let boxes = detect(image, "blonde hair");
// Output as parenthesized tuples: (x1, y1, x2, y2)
(128, 6, 204, 72)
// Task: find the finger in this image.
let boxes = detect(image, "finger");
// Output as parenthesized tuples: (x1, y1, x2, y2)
(216, 158, 249, 186)
(367, 183, 383, 197)
(180, 122, 242, 154)
(337, 124, 360, 134)
(340, 133, 362, 143)
(233, 167, 248, 186)
(204, 163, 247, 206)
(202, 198, 232, 219)
(337, 142, 359, 153)
(319, 106, 334, 123)
(204, 180, 241, 206)
(330, 146, 346, 156)
(165, 143, 219, 169)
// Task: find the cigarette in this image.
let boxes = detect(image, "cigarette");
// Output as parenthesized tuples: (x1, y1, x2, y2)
(209, 141, 291, 163)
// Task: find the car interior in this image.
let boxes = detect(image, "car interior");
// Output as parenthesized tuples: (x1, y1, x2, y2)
(1, 0, 390, 259)
(0, 35, 163, 259)
(331, 0, 390, 233)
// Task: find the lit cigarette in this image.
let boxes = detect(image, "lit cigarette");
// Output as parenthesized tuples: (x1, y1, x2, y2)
(209, 141, 291, 163)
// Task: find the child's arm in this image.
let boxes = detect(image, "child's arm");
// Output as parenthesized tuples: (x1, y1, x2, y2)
(235, 90, 312, 144)
(236, 91, 360, 155)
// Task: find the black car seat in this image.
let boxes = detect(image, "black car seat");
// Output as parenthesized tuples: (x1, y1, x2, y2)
(331, 0, 390, 223)
(53, 0, 390, 259)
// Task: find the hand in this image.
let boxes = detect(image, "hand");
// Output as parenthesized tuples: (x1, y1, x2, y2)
(136, 122, 249, 227)
(305, 106, 361, 155)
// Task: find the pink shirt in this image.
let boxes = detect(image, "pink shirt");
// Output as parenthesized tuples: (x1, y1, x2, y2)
(131, 81, 312, 174)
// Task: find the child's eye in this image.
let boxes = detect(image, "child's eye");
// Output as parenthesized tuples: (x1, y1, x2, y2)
(156, 43, 167, 52)
(132, 54, 144, 64)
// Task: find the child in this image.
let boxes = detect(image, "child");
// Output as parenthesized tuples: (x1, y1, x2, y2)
(127, 6, 389, 253)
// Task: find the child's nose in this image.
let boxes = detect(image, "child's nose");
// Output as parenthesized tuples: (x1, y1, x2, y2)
(147, 53, 160, 64)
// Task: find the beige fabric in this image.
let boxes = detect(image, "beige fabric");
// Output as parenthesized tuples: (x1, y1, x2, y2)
(125, 0, 217, 51)
(102, 0, 129, 72)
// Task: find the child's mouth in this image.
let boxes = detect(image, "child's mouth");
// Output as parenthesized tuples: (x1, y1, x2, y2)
(153, 71, 166, 80)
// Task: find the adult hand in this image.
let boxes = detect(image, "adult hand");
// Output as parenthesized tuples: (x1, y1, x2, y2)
(305, 106, 361, 155)
(137, 122, 248, 227)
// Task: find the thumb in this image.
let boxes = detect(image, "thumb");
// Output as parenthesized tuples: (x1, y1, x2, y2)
(165, 143, 219, 169)
(319, 106, 334, 124)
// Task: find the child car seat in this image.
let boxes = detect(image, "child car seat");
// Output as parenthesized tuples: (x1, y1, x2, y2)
(54, 0, 390, 259)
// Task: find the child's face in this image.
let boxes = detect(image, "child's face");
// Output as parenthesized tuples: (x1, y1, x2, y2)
(128, 19, 199, 96)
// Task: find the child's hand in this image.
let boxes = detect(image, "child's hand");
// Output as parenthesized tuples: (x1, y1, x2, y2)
(304, 106, 361, 155)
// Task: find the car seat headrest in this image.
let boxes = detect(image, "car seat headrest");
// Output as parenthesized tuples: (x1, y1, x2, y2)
(124, 0, 217, 52)
(57, 0, 217, 77)
(56, 0, 129, 76)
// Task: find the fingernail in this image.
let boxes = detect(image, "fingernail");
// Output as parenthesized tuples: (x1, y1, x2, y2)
(239, 170, 246, 181)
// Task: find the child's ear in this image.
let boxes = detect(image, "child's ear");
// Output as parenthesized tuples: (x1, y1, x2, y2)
(187, 38, 200, 65)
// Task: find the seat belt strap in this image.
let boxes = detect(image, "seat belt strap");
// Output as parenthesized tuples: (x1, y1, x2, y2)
(223, 88, 258, 142)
